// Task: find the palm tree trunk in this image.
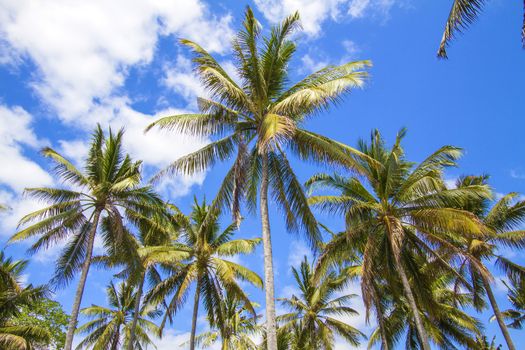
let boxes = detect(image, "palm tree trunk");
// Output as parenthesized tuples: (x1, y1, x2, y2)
(127, 268, 146, 350)
(395, 260, 430, 350)
(481, 274, 516, 350)
(190, 277, 202, 350)
(387, 219, 430, 350)
(64, 209, 101, 350)
(371, 286, 389, 350)
(260, 153, 278, 350)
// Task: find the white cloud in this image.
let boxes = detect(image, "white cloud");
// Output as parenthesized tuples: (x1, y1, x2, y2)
(510, 169, 525, 179)
(163, 55, 209, 108)
(0, 105, 52, 192)
(300, 39, 362, 74)
(255, 0, 401, 37)
(58, 139, 90, 167)
(0, 1, 228, 199)
(0, 190, 44, 237)
(153, 329, 221, 350)
(0, 0, 234, 121)
(301, 54, 329, 73)
(348, 0, 371, 18)
(287, 240, 311, 269)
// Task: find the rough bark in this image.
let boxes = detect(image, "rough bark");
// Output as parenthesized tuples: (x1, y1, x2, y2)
(387, 218, 431, 350)
(64, 209, 101, 350)
(189, 277, 202, 350)
(260, 154, 278, 350)
(482, 274, 516, 350)
(127, 268, 146, 350)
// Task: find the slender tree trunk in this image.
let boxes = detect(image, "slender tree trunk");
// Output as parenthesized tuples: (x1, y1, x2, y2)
(190, 277, 202, 350)
(260, 154, 278, 350)
(387, 218, 431, 350)
(371, 286, 389, 350)
(64, 209, 101, 350)
(482, 274, 516, 350)
(127, 268, 146, 350)
(111, 328, 120, 350)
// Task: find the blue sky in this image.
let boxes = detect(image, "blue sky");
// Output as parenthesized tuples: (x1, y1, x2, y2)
(0, 0, 524, 348)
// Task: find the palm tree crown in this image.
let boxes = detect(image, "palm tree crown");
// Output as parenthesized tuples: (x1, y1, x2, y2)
(146, 8, 371, 349)
(307, 129, 489, 350)
(75, 281, 160, 349)
(278, 257, 365, 349)
(192, 294, 261, 350)
(449, 175, 525, 350)
(10, 125, 164, 350)
(143, 198, 262, 350)
(0, 251, 50, 350)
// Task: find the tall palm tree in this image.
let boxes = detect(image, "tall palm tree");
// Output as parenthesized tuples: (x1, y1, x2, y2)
(9, 125, 164, 350)
(450, 175, 525, 350)
(0, 251, 50, 350)
(277, 257, 365, 349)
(497, 275, 525, 330)
(191, 294, 261, 350)
(146, 8, 370, 349)
(438, 1, 525, 58)
(144, 198, 262, 350)
(75, 281, 160, 349)
(367, 259, 482, 349)
(306, 129, 489, 350)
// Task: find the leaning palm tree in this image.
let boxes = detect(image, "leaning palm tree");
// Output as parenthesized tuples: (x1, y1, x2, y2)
(75, 281, 160, 349)
(497, 275, 525, 330)
(191, 294, 261, 350)
(277, 257, 365, 349)
(306, 129, 489, 350)
(438, 0, 525, 58)
(450, 175, 525, 350)
(144, 198, 262, 350)
(146, 8, 370, 349)
(0, 251, 50, 350)
(9, 125, 164, 350)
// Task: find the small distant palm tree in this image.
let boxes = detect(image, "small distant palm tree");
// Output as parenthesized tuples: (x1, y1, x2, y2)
(438, 1, 525, 58)
(306, 129, 489, 350)
(0, 251, 50, 350)
(75, 281, 160, 349)
(278, 257, 365, 349)
(192, 294, 261, 350)
(10, 125, 164, 350)
(146, 8, 370, 349)
(474, 335, 502, 350)
(451, 175, 525, 350)
(495, 275, 525, 330)
(144, 198, 262, 350)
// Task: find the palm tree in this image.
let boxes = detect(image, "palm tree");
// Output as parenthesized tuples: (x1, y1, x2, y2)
(95, 203, 180, 350)
(450, 175, 525, 350)
(191, 294, 261, 350)
(9, 125, 164, 350)
(306, 129, 489, 350)
(277, 257, 365, 349)
(146, 8, 370, 349)
(367, 259, 482, 349)
(474, 336, 502, 350)
(438, 1, 525, 58)
(144, 198, 262, 350)
(497, 275, 525, 330)
(0, 251, 50, 349)
(75, 281, 160, 349)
